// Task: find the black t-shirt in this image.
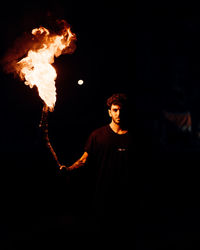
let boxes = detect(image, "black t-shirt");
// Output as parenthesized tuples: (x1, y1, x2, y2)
(84, 125, 130, 212)
(85, 124, 129, 168)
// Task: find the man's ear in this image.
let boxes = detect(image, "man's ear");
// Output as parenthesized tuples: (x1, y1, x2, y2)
(108, 109, 112, 117)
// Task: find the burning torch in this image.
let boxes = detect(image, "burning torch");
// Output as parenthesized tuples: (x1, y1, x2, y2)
(3, 20, 77, 168)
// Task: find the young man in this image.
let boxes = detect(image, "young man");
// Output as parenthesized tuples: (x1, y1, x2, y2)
(60, 93, 130, 217)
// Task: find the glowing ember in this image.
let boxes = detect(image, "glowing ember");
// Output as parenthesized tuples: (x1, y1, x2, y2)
(16, 22, 76, 111)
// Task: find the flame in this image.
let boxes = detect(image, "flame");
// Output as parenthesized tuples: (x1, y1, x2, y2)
(16, 22, 76, 111)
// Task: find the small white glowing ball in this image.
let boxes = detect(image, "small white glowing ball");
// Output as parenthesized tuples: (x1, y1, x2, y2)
(78, 79, 84, 85)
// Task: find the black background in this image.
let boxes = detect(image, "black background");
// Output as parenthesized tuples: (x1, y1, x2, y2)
(1, 0, 200, 247)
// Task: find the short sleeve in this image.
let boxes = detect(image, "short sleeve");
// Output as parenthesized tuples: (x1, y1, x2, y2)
(84, 132, 95, 154)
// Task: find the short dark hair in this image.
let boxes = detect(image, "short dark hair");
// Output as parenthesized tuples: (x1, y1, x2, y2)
(106, 93, 127, 109)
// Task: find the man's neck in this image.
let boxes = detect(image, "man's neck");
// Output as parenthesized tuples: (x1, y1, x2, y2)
(109, 121, 128, 135)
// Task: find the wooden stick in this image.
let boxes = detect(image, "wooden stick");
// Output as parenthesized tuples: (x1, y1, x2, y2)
(39, 104, 62, 168)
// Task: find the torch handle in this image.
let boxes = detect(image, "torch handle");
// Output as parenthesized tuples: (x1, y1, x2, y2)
(40, 105, 62, 168)
(39, 105, 49, 129)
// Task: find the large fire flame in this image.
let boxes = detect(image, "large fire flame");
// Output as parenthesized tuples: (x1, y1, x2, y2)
(16, 22, 76, 111)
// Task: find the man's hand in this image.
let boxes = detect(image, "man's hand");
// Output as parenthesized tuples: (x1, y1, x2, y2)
(59, 165, 67, 170)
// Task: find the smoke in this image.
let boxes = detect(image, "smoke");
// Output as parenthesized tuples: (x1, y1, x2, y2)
(55, 19, 77, 55)
(1, 32, 35, 78)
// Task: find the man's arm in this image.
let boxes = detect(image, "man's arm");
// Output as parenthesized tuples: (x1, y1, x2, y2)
(60, 152, 89, 171)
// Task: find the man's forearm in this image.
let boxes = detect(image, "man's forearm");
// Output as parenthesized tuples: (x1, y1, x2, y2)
(67, 158, 86, 171)
(60, 152, 88, 171)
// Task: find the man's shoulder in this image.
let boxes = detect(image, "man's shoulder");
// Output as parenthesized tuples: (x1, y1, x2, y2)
(93, 125, 108, 132)
(90, 125, 109, 137)
(84, 125, 109, 151)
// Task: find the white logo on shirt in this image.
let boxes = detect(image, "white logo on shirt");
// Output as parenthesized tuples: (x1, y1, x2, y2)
(118, 148, 126, 152)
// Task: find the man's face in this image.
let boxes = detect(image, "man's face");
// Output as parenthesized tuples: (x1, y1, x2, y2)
(108, 104, 122, 125)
